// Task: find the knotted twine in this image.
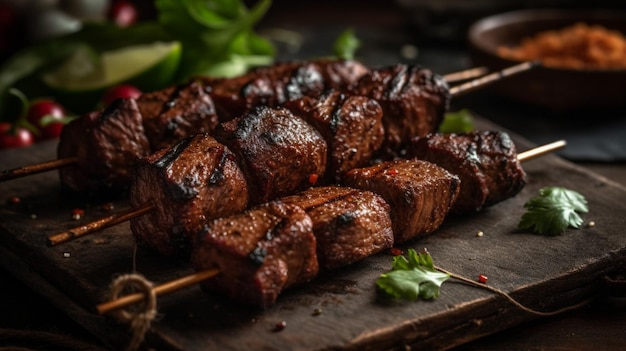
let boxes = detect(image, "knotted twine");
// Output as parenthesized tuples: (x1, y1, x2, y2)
(107, 273, 157, 351)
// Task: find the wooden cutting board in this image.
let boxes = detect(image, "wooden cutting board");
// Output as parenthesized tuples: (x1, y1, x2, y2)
(1, 117, 625, 351)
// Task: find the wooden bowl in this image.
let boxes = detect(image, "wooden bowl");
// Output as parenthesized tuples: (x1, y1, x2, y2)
(467, 9, 626, 110)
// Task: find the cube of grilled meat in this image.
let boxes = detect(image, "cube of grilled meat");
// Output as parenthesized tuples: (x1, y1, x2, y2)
(342, 160, 460, 243)
(130, 134, 249, 256)
(348, 64, 450, 155)
(281, 186, 393, 270)
(57, 98, 150, 195)
(214, 106, 327, 205)
(408, 131, 527, 214)
(283, 90, 385, 182)
(191, 201, 318, 307)
(137, 80, 219, 151)
(314, 58, 370, 91)
(202, 61, 325, 121)
(200, 59, 370, 121)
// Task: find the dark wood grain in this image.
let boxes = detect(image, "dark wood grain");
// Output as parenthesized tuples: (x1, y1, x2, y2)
(0, 118, 625, 350)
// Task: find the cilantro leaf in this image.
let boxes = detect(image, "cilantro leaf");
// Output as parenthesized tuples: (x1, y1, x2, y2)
(439, 109, 475, 134)
(333, 28, 361, 60)
(376, 249, 450, 300)
(518, 187, 588, 236)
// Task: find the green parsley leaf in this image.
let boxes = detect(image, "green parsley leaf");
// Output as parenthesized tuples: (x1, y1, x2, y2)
(439, 109, 475, 134)
(376, 249, 450, 300)
(518, 187, 588, 236)
(333, 28, 361, 60)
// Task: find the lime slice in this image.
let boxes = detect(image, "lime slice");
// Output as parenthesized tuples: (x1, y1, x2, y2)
(42, 41, 182, 112)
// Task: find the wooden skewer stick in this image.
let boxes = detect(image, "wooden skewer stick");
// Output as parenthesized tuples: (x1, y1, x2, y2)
(0, 157, 78, 182)
(96, 268, 220, 315)
(443, 66, 488, 83)
(47, 204, 155, 246)
(94, 140, 567, 315)
(449, 61, 538, 97)
(518, 140, 566, 162)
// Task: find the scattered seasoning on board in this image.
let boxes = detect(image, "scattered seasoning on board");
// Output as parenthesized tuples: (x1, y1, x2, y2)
(587, 221, 596, 228)
(63, 252, 71, 258)
(273, 320, 287, 332)
(476, 230, 484, 237)
(308, 173, 318, 185)
(72, 208, 85, 220)
(385, 168, 398, 176)
(101, 203, 115, 211)
(478, 274, 488, 284)
(312, 308, 322, 316)
(390, 247, 404, 256)
(7, 196, 20, 204)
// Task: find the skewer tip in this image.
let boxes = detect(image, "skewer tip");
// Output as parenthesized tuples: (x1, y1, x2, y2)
(518, 140, 567, 162)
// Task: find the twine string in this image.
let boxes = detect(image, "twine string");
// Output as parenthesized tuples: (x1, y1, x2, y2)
(107, 273, 157, 351)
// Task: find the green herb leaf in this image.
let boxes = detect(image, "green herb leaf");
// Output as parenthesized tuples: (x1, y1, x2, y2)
(518, 187, 588, 236)
(157, 0, 275, 79)
(376, 249, 449, 300)
(333, 28, 360, 60)
(439, 109, 475, 134)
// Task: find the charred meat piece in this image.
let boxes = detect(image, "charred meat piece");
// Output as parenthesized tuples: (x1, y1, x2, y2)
(313, 58, 370, 91)
(191, 201, 318, 307)
(214, 106, 327, 205)
(408, 131, 527, 214)
(57, 98, 150, 195)
(342, 160, 460, 243)
(137, 81, 219, 151)
(201, 59, 369, 121)
(202, 61, 325, 121)
(130, 134, 249, 256)
(348, 64, 450, 155)
(283, 90, 385, 182)
(281, 185, 393, 270)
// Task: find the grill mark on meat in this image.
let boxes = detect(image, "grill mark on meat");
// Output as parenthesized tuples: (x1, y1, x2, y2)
(329, 93, 343, 134)
(249, 245, 267, 266)
(153, 136, 194, 169)
(386, 65, 408, 99)
(98, 99, 123, 122)
(208, 148, 228, 185)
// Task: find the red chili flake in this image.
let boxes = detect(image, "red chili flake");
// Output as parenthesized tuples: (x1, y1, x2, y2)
(386, 168, 398, 176)
(273, 320, 287, 332)
(101, 203, 115, 211)
(478, 274, 488, 284)
(71, 208, 85, 221)
(390, 247, 404, 256)
(308, 173, 319, 185)
(7, 196, 20, 204)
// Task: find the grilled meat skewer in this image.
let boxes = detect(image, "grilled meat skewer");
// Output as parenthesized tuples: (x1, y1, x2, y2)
(192, 185, 394, 307)
(2, 62, 536, 196)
